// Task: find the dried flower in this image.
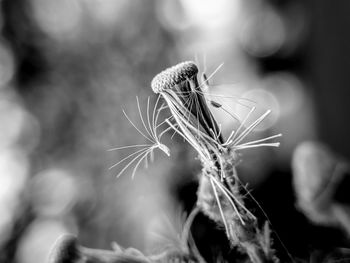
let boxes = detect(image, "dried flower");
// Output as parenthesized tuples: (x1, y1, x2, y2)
(50, 61, 284, 263)
(151, 61, 281, 263)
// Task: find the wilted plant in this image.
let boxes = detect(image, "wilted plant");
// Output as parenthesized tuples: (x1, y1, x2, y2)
(149, 61, 281, 263)
(84, 61, 283, 263)
(110, 61, 283, 261)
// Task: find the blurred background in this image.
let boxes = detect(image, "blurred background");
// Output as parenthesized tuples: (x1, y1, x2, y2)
(0, 0, 350, 262)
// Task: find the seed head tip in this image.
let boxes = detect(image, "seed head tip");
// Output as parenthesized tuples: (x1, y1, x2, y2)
(151, 61, 198, 93)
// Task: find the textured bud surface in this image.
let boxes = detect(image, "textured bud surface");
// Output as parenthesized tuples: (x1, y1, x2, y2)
(151, 61, 198, 93)
(48, 234, 79, 263)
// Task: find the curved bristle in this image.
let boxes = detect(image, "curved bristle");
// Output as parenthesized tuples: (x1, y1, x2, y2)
(151, 61, 199, 93)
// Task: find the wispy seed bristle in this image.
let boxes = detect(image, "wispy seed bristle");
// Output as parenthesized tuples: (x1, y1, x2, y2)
(151, 61, 198, 93)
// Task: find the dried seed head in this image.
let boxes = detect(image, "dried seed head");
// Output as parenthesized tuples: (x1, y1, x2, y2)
(151, 61, 223, 147)
(151, 61, 198, 93)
